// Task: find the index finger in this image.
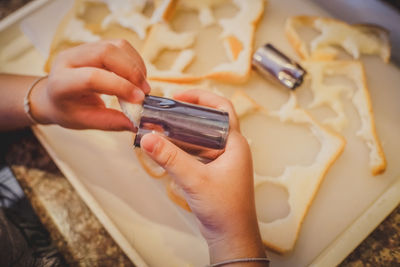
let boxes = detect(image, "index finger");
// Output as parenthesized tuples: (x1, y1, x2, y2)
(108, 39, 147, 78)
(54, 41, 150, 94)
(173, 89, 239, 131)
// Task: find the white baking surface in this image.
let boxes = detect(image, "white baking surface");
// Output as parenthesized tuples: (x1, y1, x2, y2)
(1, 0, 399, 266)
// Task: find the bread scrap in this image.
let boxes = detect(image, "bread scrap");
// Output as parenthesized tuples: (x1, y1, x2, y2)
(141, 23, 197, 82)
(45, 0, 264, 84)
(209, 0, 264, 81)
(44, 0, 176, 72)
(142, 0, 265, 83)
(285, 16, 391, 62)
(178, 0, 228, 27)
(43, 1, 101, 72)
(97, 0, 176, 39)
(302, 60, 387, 175)
(231, 91, 345, 253)
(75, 0, 176, 39)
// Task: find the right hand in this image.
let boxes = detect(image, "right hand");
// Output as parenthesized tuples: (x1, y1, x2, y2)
(140, 90, 266, 265)
(30, 39, 150, 131)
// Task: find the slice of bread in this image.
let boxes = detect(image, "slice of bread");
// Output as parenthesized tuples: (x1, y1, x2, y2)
(231, 91, 345, 253)
(206, 0, 264, 83)
(285, 16, 391, 62)
(45, 0, 264, 84)
(302, 60, 387, 175)
(142, 0, 265, 83)
(44, 0, 176, 72)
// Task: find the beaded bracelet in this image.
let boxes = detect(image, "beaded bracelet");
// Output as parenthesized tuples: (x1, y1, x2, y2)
(23, 75, 48, 124)
(208, 257, 270, 267)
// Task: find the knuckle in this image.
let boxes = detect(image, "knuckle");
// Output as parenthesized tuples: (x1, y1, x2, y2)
(128, 68, 144, 84)
(225, 99, 235, 111)
(162, 148, 179, 169)
(137, 60, 147, 77)
(114, 39, 130, 49)
(220, 98, 234, 111)
(118, 79, 134, 98)
(100, 43, 117, 58)
(85, 69, 99, 89)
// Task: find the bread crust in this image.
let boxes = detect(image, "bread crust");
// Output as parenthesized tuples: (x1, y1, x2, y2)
(44, 0, 178, 72)
(44, 0, 85, 72)
(231, 91, 345, 253)
(144, 0, 264, 84)
(302, 60, 387, 175)
(285, 15, 391, 62)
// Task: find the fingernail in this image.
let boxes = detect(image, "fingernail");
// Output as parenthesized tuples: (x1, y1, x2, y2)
(141, 133, 159, 154)
(141, 79, 151, 94)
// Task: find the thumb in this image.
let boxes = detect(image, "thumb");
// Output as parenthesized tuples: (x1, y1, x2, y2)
(140, 133, 204, 188)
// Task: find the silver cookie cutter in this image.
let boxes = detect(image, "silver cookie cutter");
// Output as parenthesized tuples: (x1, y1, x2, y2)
(252, 43, 306, 90)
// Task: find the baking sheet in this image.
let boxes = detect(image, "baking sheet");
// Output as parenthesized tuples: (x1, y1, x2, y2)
(1, 0, 400, 266)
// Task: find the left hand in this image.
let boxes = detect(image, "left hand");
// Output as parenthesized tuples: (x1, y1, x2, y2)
(30, 39, 150, 131)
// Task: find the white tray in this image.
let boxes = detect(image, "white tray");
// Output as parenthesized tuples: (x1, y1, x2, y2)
(1, 0, 399, 266)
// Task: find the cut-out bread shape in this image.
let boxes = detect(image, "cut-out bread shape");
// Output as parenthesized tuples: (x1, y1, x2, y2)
(45, 0, 264, 84)
(97, 0, 176, 39)
(143, 0, 265, 83)
(75, 0, 176, 38)
(301, 60, 387, 175)
(141, 23, 197, 83)
(285, 16, 391, 62)
(231, 91, 345, 253)
(134, 84, 345, 253)
(44, 0, 176, 72)
(178, 0, 228, 27)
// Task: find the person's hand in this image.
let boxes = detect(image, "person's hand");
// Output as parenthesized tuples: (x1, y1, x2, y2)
(30, 39, 150, 131)
(140, 90, 266, 264)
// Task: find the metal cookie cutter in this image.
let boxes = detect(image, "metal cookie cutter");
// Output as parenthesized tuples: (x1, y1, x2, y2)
(252, 43, 306, 90)
(134, 95, 230, 161)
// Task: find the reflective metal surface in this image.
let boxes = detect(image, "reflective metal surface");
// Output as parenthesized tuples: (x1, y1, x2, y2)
(134, 95, 229, 160)
(252, 44, 306, 90)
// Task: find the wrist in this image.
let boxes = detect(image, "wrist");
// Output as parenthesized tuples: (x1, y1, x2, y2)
(29, 76, 53, 125)
(207, 222, 266, 265)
